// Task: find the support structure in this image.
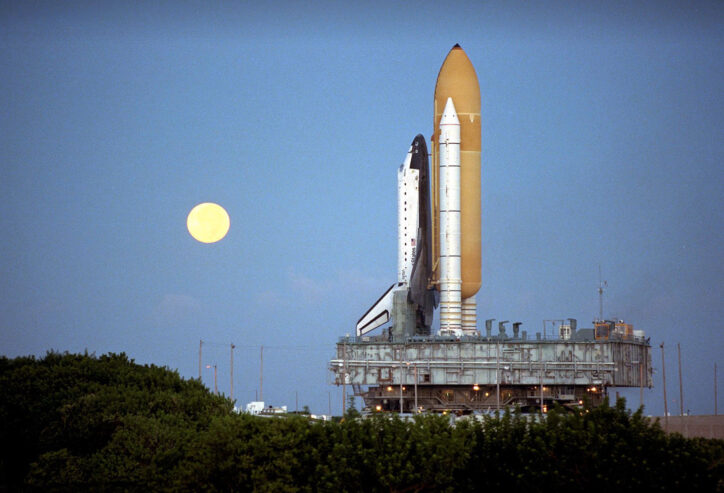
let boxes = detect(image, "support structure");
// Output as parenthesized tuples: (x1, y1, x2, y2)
(331, 323, 651, 414)
(461, 297, 477, 335)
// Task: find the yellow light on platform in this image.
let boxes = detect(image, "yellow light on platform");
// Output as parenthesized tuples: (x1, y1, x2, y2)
(187, 202, 230, 243)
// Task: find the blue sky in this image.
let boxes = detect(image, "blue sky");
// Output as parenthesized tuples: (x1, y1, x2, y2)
(1, 1, 722, 416)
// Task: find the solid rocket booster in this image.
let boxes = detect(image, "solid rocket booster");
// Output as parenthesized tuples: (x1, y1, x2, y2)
(432, 44, 481, 335)
(438, 98, 462, 335)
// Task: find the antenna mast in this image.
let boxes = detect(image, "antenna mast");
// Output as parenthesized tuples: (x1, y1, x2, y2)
(598, 265, 607, 321)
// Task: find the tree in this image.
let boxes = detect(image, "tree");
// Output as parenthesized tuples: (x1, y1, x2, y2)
(3, 352, 723, 491)
(0, 351, 230, 490)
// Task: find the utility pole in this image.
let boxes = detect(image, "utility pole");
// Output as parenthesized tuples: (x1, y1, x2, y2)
(259, 345, 264, 402)
(677, 343, 684, 416)
(597, 265, 607, 322)
(198, 339, 203, 380)
(230, 343, 235, 402)
(660, 342, 668, 431)
(715, 363, 718, 415)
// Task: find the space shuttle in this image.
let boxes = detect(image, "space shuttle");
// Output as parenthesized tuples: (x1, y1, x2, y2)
(356, 135, 436, 338)
(356, 44, 482, 339)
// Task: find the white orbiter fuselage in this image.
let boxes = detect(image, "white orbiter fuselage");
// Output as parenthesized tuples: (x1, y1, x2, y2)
(356, 136, 434, 337)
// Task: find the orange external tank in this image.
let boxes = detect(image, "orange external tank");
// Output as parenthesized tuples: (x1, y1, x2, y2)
(431, 44, 481, 302)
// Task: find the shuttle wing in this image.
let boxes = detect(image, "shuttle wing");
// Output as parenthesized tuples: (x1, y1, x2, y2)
(356, 283, 400, 337)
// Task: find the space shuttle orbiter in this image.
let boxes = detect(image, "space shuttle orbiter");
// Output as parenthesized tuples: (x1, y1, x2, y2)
(356, 135, 436, 338)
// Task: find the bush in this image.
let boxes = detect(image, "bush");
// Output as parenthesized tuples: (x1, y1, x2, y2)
(1, 352, 722, 491)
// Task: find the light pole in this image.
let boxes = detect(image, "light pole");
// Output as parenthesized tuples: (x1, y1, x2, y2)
(640, 360, 644, 408)
(660, 342, 668, 431)
(342, 341, 347, 415)
(405, 361, 417, 414)
(399, 360, 404, 414)
(496, 340, 500, 410)
(633, 360, 643, 408)
(198, 339, 203, 381)
(259, 345, 263, 402)
(677, 343, 684, 416)
(230, 343, 235, 401)
(540, 367, 544, 414)
(414, 363, 418, 413)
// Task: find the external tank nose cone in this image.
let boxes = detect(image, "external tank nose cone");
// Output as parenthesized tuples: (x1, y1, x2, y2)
(435, 46, 480, 112)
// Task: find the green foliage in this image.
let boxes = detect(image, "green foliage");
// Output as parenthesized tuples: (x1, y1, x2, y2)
(0, 351, 229, 490)
(1, 352, 723, 492)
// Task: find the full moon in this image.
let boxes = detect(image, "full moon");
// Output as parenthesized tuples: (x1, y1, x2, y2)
(187, 202, 230, 243)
